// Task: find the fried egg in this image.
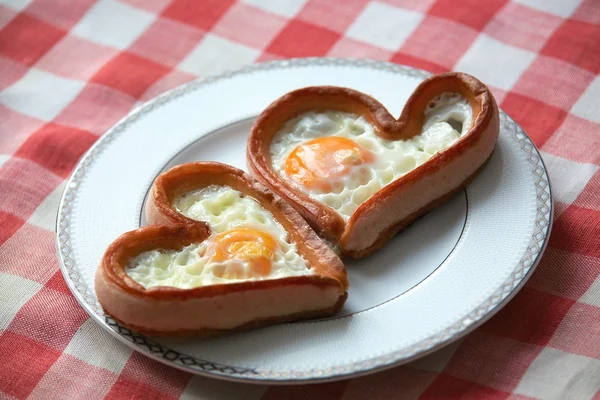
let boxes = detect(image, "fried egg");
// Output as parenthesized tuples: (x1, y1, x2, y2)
(126, 186, 312, 289)
(270, 92, 472, 220)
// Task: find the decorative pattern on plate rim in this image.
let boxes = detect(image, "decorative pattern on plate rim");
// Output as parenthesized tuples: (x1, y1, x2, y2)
(56, 58, 553, 383)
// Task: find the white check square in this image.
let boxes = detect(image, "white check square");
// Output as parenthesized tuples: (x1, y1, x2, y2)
(346, 2, 424, 51)
(581, 276, 600, 307)
(0, 68, 84, 121)
(178, 33, 259, 77)
(71, 0, 155, 49)
(0, 0, 32, 12)
(64, 318, 132, 374)
(514, 0, 582, 18)
(515, 348, 600, 399)
(455, 35, 536, 91)
(0, 273, 43, 330)
(540, 151, 599, 204)
(571, 76, 600, 123)
(28, 182, 66, 231)
(0, 154, 9, 168)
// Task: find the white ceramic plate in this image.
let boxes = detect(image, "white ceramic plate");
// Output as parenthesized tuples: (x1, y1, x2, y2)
(56, 58, 552, 384)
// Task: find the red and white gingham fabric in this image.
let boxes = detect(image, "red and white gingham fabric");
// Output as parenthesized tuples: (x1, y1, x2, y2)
(1, 0, 599, 398)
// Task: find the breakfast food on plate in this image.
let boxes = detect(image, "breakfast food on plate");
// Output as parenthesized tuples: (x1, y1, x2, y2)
(95, 162, 348, 336)
(247, 72, 500, 258)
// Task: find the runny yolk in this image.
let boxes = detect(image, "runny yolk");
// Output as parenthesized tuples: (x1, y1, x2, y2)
(208, 228, 276, 279)
(284, 137, 374, 191)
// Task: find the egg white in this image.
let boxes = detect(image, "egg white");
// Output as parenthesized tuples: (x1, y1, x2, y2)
(270, 92, 473, 221)
(126, 186, 312, 289)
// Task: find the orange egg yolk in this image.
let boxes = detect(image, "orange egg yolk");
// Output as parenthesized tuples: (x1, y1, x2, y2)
(284, 137, 374, 191)
(208, 228, 276, 279)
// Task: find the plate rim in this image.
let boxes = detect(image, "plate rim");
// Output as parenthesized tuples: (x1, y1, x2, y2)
(55, 57, 553, 384)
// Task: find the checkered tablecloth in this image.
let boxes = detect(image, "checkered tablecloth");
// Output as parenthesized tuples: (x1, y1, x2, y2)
(1, 0, 599, 398)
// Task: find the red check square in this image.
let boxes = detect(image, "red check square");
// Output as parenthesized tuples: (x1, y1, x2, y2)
(25, 0, 96, 30)
(0, 211, 25, 246)
(420, 374, 510, 400)
(7, 287, 88, 351)
(55, 84, 136, 135)
(484, 3, 562, 53)
(35, 34, 118, 81)
(444, 332, 542, 392)
(428, 0, 508, 30)
(262, 381, 349, 400)
(266, 20, 340, 58)
(140, 69, 196, 101)
(0, 158, 62, 220)
(0, 13, 66, 66)
(15, 123, 97, 178)
(90, 52, 172, 99)
(541, 19, 600, 74)
(400, 15, 478, 69)
(162, 0, 235, 30)
(339, 366, 437, 400)
(0, 55, 27, 91)
(106, 352, 191, 399)
(513, 55, 595, 111)
(550, 205, 600, 258)
(0, 332, 62, 399)
(213, 3, 287, 50)
(297, 0, 369, 33)
(106, 376, 172, 400)
(575, 170, 600, 211)
(0, 105, 45, 155)
(479, 287, 576, 346)
(548, 302, 600, 359)
(527, 248, 600, 300)
(130, 17, 205, 67)
(44, 270, 74, 295)
(121, 0, 171, 13)
(328, 37, 393, 60)
(28, 354, 118, 399)
(542, 115, 600, 164)
(501, 93, 567, 147)
(0, 223, 58, 283)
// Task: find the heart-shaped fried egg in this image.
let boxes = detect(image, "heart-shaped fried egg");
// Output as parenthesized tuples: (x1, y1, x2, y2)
(127, 185, 312, 289)
(270, 92, 472, 220)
